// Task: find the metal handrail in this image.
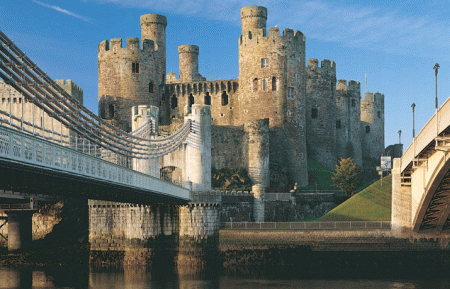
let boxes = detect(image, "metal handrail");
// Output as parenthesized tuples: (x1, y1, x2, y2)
(221, 221, 391, 230)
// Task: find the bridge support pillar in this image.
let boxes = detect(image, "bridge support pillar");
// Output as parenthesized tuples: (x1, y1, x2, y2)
(391, 158, 412, 237)
(177, 202, 220, 269)
(5, 210, 35, 251)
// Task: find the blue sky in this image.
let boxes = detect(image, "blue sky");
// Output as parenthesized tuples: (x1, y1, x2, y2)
(1, 0, 449, 151)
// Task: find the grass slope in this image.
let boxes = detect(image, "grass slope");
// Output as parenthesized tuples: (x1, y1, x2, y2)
(299, 159, 335, 190)
(318, 174, 392, 221)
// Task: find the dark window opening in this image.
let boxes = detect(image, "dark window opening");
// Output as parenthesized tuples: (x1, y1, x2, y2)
(261, 58, 269, 68)
(109, 104, 115, 118)
(162, 74, 165, 83)
(377, 111, 381, 118)
(272, 77, 277, 91)
(253, 78, 258, 91)
(288, 87, 294, 98)
(336, 120, 341, 129)
(189, 94, 194, 107)
(351, 99, 356, 107)
(365, 126, 370, 133)
(311, 108, 318, 119)
(204, 92, 211, 105)
(171, 95, 178, 109)
(221, 91, 228, 106)
(149, 82, 154, 93)
(132, 62, 139, 73)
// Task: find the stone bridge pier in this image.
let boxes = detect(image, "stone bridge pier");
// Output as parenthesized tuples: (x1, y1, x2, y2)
(89, 104, 221, 266)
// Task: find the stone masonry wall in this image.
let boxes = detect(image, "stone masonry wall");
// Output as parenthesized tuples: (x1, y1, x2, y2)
(305, 58, 337, 169)
(335, 80, 363, 167)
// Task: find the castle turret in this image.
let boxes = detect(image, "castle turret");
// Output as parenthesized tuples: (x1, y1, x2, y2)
(238, 5, 308, 187)
(98, 14, 167, 131)
(240, 6, 267, 36)
(140, 14, 167, 85)
(178, 45, 205, 83)
(361, 91, 385, 161)
(305, 58, 337, 169)
(335, 79, 362, 167)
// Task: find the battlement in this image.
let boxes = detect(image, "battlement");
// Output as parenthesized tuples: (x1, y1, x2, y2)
(140, 14, 167, 27)
(98, 37, 156, 53)
(336, 79, 360, 92)
(178, 45, 199, 54)
(362, 91, 384, 106)
(240, 27, 305, 45)
(55, 79, 83, 103)
(307, 58, 336, 74)
(167, 79, 238, 96)
(241, 6, 267, 19)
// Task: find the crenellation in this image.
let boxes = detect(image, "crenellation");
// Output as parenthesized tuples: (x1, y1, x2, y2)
(110, 38, 122, 50)
(126, 37, 140, 50)
(96, 4, 385, 191)
(308, 58, 319, 67)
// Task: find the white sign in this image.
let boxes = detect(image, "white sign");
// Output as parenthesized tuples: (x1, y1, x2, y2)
(381, 156, 392, 171)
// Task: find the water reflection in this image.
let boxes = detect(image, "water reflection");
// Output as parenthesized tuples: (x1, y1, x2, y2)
(1, 266, 450, 288)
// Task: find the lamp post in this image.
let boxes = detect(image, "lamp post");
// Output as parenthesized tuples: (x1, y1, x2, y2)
(411, 103, 416, 138)
(398, 130, 402, 144)
(434, 63, 440, 110)
(434, 63, 440, 136)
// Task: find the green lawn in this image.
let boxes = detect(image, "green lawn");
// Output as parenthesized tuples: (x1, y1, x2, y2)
(299, 159, 335, 190)
(318, 174, 392, 221)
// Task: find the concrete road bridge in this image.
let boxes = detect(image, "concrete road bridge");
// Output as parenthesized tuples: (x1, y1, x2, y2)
(392, 97, 450, 237)
(0, 29, 219, 258)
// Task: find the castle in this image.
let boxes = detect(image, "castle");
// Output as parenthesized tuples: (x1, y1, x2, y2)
(0, 6, 384, 192)
(96, 5, 385, 190)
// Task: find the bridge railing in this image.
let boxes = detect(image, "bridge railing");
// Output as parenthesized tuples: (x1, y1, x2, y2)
(221, 221, 391, 230)
(0, 125, 190, 200)
(402, 97, 450, 172)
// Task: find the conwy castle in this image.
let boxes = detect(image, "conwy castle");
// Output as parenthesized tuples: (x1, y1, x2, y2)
(0, 6, 385, 191)
(97, 5, 385, 190)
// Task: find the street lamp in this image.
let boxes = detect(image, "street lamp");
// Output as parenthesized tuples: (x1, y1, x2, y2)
(398, 130, 402, 144)
(411, 103, 416, 138)
(434, 63, 440, 110)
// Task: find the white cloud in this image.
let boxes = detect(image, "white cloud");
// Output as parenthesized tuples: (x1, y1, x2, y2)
(32, 0, 92, 23)
(88, 0, 450, 59)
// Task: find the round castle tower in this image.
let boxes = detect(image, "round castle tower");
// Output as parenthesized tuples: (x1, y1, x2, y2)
(238, 5, 308, 187)
(98, 14, 167, 131)
(305, 58, 337, 169)
(335, 80, 363, 167)
(361, 92, 385, 160)
(178, 45, 205, 83)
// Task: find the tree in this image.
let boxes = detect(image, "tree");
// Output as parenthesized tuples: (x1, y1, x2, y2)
(331, 157, 361, 197)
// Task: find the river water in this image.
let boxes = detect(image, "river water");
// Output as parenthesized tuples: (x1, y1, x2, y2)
(1, 265, 450, 288)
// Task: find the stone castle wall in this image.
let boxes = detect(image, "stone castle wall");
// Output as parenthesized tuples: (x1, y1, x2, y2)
(305, 58, 337, 169)
(335, 80, 363, 166)
(361, 92, 385, 161)
(0, 80, 82, 140)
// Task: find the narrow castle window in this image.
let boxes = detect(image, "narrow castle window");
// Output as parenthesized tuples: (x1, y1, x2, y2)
(288, 87, 294, 98)
(189, 94, 194, 107)
(1, 98, 4, 103)
(253, 78, 258, 92)
(365, 126, 370, 133)
(221, 91, 228, 106)
(262, 79, 267, 91)
(377, 111, 381, 118)
(261, 58, 269, 68)
(109, 104, 115, 118)
(204, 92, 211, 105)
(149, 82, 154, 93)
(311, 108, 318, 119)
(336, 120, 341, 129)
(171, 95, 178, 109)
(351, 99, 356, 107)
(132, 62, 139, 73)
(272, 77, 277, 91)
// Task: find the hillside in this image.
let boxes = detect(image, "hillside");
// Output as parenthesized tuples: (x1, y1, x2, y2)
(318, 174, 392, 221)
